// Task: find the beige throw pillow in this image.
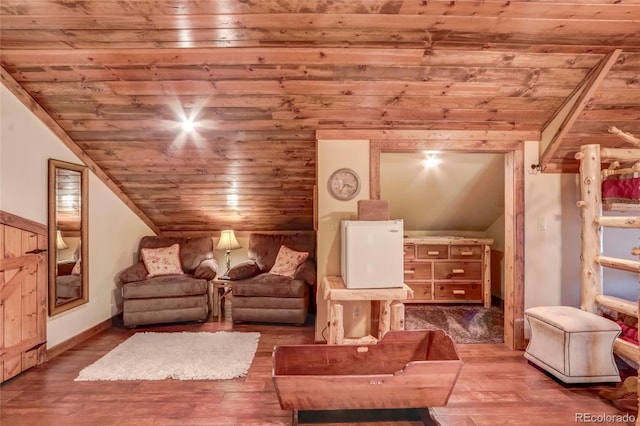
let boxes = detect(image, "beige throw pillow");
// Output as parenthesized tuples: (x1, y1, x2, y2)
(269, 245, 309, 278)
(141, 243, 184, 278)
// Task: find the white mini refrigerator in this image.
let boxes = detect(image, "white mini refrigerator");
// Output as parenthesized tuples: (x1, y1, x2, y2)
(340, 219, 404, 289)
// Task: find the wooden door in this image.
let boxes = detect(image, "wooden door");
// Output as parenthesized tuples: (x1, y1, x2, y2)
(0, 211, 47, 383)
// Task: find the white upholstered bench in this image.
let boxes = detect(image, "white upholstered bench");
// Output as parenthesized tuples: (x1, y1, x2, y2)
(524, 306, 621, 383)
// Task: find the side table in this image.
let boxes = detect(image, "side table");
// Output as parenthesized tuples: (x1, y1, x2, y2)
(209, 278, 234, 320)
(321, 276, 413, 345)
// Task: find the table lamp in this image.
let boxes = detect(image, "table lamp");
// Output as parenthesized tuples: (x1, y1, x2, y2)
(56, 230, 68, 250)
(216, 230, 242, 278)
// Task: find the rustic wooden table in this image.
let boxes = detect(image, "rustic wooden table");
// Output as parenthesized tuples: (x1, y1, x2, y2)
(210, 278, 233, 320)
(320, 276, 413, 344)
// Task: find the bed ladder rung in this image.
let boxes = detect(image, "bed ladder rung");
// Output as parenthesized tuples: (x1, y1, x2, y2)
(613, 337, 639, 363)
(596, 216, 640, 229)
(596, 295, 638, 318)
(596, 256, 640, 273)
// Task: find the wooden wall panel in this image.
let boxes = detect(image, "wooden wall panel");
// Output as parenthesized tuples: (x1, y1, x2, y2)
(1, 1, 640, 233)
(2, 225, 23, 381)
(0, 212, 47, 383)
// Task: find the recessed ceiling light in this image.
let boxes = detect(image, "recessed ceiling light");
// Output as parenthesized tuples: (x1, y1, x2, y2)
(181, 120, 194, 132)
(423, 156, 441, 168)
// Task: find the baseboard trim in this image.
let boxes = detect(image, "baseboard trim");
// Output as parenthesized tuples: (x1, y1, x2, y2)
(491, 295, 504, 308)
(46, 316, 114, 361)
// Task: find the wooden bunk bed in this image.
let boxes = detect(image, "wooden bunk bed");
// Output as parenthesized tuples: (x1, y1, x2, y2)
(574, 127, 640, 410)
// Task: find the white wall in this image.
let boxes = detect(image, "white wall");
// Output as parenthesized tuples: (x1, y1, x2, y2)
(485, 213, 506, 298)
(0, 85, 154, 348)
(316, 139, 371, 342)
(524, 141, 583, 313)
(602, 211, 640, 300)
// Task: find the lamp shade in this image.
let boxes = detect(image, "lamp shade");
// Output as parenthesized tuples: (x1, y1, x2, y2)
(56, 230, 68, 250)
(216, 230, 241, 251)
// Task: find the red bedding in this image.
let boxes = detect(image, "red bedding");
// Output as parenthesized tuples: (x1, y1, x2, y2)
(604, 313, 639, 345)
(615, 319, 639, 345)
(602, 176, 640, 204)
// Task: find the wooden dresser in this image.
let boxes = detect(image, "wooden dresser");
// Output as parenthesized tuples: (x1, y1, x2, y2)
(403, 236, 493, 307)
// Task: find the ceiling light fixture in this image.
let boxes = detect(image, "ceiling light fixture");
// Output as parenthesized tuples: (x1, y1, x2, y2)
(423, 156, 441, 168)
(181, 119, 194, 132)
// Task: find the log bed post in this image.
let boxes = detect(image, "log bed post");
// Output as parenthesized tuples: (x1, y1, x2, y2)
(575, 144, 603, 314)
(634, 245, 640, 419)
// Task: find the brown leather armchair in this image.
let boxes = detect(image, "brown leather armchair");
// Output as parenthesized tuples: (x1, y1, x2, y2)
(118, 236, 218, 327)
(227, 233, 316, 325)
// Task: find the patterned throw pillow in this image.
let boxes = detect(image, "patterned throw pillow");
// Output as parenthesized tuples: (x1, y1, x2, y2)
(141, 243, 184, 278)
(269, 245, 309, 278)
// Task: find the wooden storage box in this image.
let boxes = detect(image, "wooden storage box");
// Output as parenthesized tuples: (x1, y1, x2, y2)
(272, 330, 462, 411)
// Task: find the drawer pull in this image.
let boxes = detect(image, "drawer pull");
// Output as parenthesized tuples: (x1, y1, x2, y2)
(452, 269, 465, 274)
(460, 251, 473, 256)
(404, 270, 415, 275)
(427, 251, 440, 256)
(453, 289, 466, 295)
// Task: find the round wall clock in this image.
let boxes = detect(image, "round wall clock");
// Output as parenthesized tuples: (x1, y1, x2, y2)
(328, 168, 361, 201)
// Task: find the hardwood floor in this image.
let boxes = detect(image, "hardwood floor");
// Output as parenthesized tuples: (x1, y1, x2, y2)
(1, 308, 637, 426)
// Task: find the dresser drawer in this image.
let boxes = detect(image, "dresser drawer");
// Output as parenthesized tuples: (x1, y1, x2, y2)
(433, 261, 482, 280)
(416, 244, 448, 259)
(406, 283, 432, 301)
(403, 244, 416, 260)
(404, 262, 432, 281)
(450, 245, 483, 259)
(434, 283, 482, 301)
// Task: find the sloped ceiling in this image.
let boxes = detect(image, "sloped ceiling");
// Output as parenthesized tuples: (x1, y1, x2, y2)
(1, 1, 639, 234)
(381, 152, 504, 231)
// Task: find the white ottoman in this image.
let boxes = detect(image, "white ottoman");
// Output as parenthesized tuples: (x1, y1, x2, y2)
(524, 306, 621, 383)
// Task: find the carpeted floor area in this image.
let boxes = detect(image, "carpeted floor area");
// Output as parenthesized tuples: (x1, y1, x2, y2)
(75, 331, 260, 381)
(405, 304, 504, 344)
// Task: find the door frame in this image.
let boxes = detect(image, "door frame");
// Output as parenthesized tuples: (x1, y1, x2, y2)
(369, 139, 525, 349)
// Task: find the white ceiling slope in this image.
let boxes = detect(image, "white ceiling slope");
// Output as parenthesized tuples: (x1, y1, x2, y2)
(381, 153, 505, 232)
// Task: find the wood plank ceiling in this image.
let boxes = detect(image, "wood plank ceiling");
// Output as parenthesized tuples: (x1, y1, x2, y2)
(1, 0, 639, 234)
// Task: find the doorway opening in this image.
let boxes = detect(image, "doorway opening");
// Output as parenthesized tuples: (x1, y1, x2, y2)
(370, 139, 525, 349)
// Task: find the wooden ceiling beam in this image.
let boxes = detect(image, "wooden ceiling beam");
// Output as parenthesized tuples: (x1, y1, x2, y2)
(0, 66, 160, 235)
(538, 49, 622, 169)
(0, 48, 425, 67)
(2, 0, 640, 19)
(317, 129, 540, 142)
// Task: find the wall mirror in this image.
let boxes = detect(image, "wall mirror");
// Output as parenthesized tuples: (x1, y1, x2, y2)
(48, 159, 88, 316)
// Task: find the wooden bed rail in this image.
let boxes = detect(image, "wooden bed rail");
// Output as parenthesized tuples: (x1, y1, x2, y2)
(595, 216, 640, 228)
(613, 338, 639, 363)
(576, 141, 640, 374)
(598, 148, 640, 162)
(596, 295, 638, 318)
(596, 256, 640, 274)
(609, 126, 640, 148)
(601, 164, 640, 179)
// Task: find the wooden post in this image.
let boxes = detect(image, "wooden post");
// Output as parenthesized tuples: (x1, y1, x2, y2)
(575, 144, 603, 314)
(378, 300, 391, 340)
(483, 244, 492, 308)
(329, 303, 344, 345)
(636, 247, 639, 418)
(390, 301, 405, 331)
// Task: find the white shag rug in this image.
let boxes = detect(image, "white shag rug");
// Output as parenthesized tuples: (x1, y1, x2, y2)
(75, 331, 260, 381)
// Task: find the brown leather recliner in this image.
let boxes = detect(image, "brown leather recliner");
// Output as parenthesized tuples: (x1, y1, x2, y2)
(227, 233, 316, 325)
(118, 236, 218, 327)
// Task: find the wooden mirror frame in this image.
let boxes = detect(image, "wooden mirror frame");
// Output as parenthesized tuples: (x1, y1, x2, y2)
(48, 159, 88, 316)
